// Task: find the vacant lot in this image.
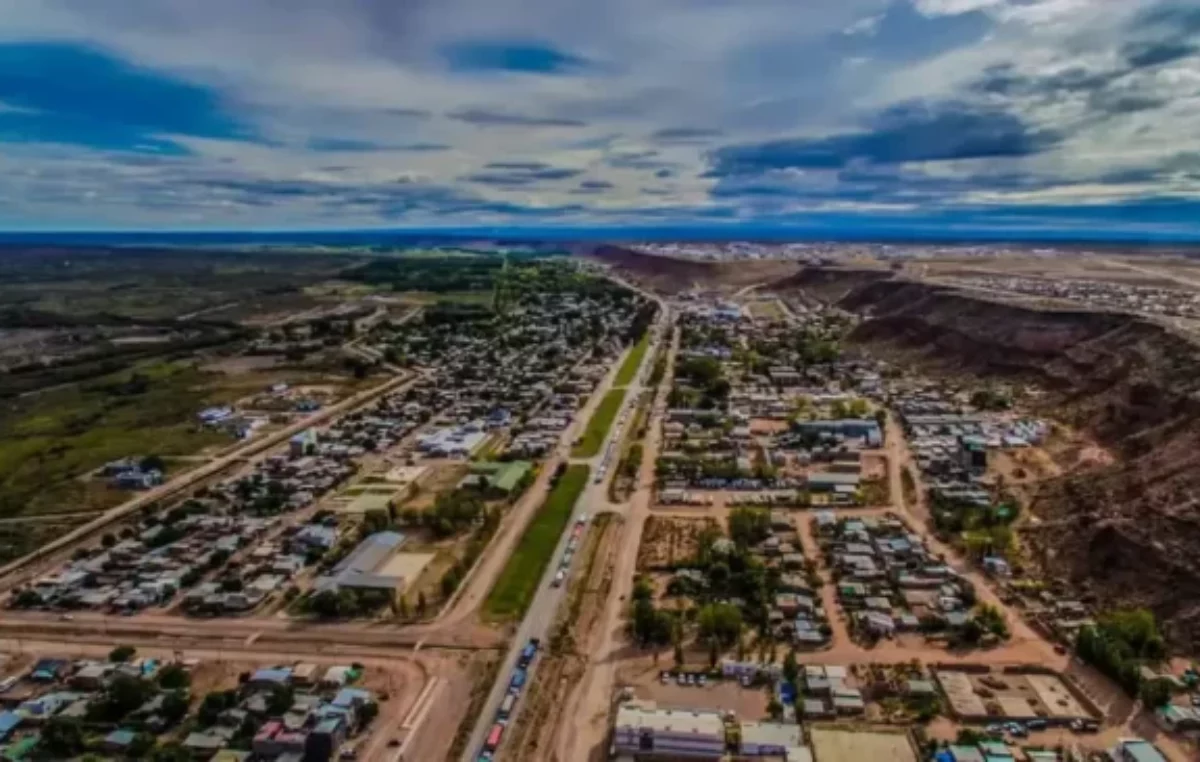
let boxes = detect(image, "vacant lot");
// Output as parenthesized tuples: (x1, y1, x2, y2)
(615, 332, 651, 387)
(573, 389, 626, 458)
(636, 515, 720, 571)
(484, 464, 589, 620)
(0, 361, 244, 525)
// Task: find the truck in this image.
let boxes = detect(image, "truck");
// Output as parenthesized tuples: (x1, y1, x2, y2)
(485, 723, 505, 752)
(509, 668, 526, 691)
(498, 693, 517, 720)
(518, 640, 538, 667)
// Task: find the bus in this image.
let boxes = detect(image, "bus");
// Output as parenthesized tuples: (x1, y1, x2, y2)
(485, 722, 505, 752)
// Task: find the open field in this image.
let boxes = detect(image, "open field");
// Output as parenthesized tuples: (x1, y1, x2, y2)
(615, 332, 651, 386)
(572, 388, 626, 457)
(483, 464, 589, 620)
(0, 362, 235, 520)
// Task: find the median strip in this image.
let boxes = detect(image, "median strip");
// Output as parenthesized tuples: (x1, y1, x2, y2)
(483, 464, 590, 620)
(572, 389, 626, 458)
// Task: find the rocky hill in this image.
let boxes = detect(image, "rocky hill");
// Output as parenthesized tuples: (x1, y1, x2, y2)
(784, 267, 1200, 649)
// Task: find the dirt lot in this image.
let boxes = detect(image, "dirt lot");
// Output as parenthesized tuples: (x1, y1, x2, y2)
(398, 461, 472, 512)
(636, 515, 720, 571)
(618, 652, 770, 719)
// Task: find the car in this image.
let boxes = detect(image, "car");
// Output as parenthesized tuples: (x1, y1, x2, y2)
(677, 674, 687, 686)
(552, 570, 566, 587)
(59, 614, 74, 621)
(740, 675, 752, 688)
(387, 739, 401, 748)
(685, 674, 696, 686)
(697, 675, 707, 687)
(985, 724, 1005, 737)
(660, 672, 671, 684)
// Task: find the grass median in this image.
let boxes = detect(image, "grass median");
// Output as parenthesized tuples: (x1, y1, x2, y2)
(614, 332, 651, 387)
(572, 388, 626, 458)
(484, 464, 590, 620)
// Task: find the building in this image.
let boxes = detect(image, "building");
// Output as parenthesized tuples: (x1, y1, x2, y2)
(290, 430, 317, 458)
(1112, 739, 1169, 762)
(739, 721, 808, 758)
(313, 531, 408, 601)
(612, 701, 725, 760)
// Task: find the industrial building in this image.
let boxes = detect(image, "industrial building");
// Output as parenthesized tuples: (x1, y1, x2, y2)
(612, 701, 726, 760)
(313, 531, 413, 601)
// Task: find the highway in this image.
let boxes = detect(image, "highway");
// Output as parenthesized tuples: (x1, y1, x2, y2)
(459, 306, 667, 762)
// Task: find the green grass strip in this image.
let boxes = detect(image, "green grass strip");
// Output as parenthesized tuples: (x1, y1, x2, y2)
(572, 388, 626, 458)
(614, 331, 651, 387)
(483, 464, 590, 619)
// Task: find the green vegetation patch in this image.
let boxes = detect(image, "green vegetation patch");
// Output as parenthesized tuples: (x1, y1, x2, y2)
(572, 389, 627, 458)
(615, 331, 651, 387)
(484, 464, 589, 620)
(0, 361, 234, 526)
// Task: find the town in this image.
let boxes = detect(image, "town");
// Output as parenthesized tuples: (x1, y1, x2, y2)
(0, 250, 1198, 762)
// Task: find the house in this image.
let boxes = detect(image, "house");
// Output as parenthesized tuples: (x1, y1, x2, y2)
(247, 668, 293, 690)
(1112, 740, 1169, 762)
(103, 729, 138, 754)
(28, 659, 69, 682)
(739, 721, 806, 757)
(857, 611, 896, 637)
(0, 712, 20, 742)
(184, 731, 228, 755)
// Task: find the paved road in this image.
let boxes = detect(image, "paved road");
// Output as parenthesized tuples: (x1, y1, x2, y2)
(556, 315, 679, 761)
(460, 308, 667, 762)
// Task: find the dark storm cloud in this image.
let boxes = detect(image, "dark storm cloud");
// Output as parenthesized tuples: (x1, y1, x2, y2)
(707, 100, 1058, 176)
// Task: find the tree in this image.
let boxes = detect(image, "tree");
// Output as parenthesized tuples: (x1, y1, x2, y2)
(140, 454, 167, 473)
(728, 508, 771, 547)
(161, 691, 190, 724)
(157, 663, 191, 691)
(766, 697, 784, 721)
(110, 644, 137, 663)
(697, 603, 743, 649)
(1140, 678, 1171, 709)
(151, 744, 192, 762)
(101, 533, 117, 548)
(129, 733, 156, 758)
(88, 675, 154, 723)
(398, 597, 410, 619)
(37, 717, 85, 759)
(268, 684, 295, 716)
(782, 650, 799, 690)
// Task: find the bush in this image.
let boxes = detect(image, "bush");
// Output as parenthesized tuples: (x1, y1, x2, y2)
(109, 645, 137, 663)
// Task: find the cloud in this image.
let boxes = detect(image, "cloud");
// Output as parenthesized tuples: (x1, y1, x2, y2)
(709, 100, 1058, 176)
(571, 179, 615, 193)
(0, 0, 1197, 234)
(462, 163, 583, 186)
(446, 108, 586, 127)
(0, 42, 254, 153)
(441, 40, 592, 75)
(651, 127, 724, 144)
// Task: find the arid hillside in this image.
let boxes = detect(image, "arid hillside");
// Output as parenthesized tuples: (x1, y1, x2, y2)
(785, 267, 1200, 649)
(587, 245, 799, 293)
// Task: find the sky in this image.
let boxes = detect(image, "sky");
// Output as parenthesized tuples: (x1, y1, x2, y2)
(3, 0, 1200, 238)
